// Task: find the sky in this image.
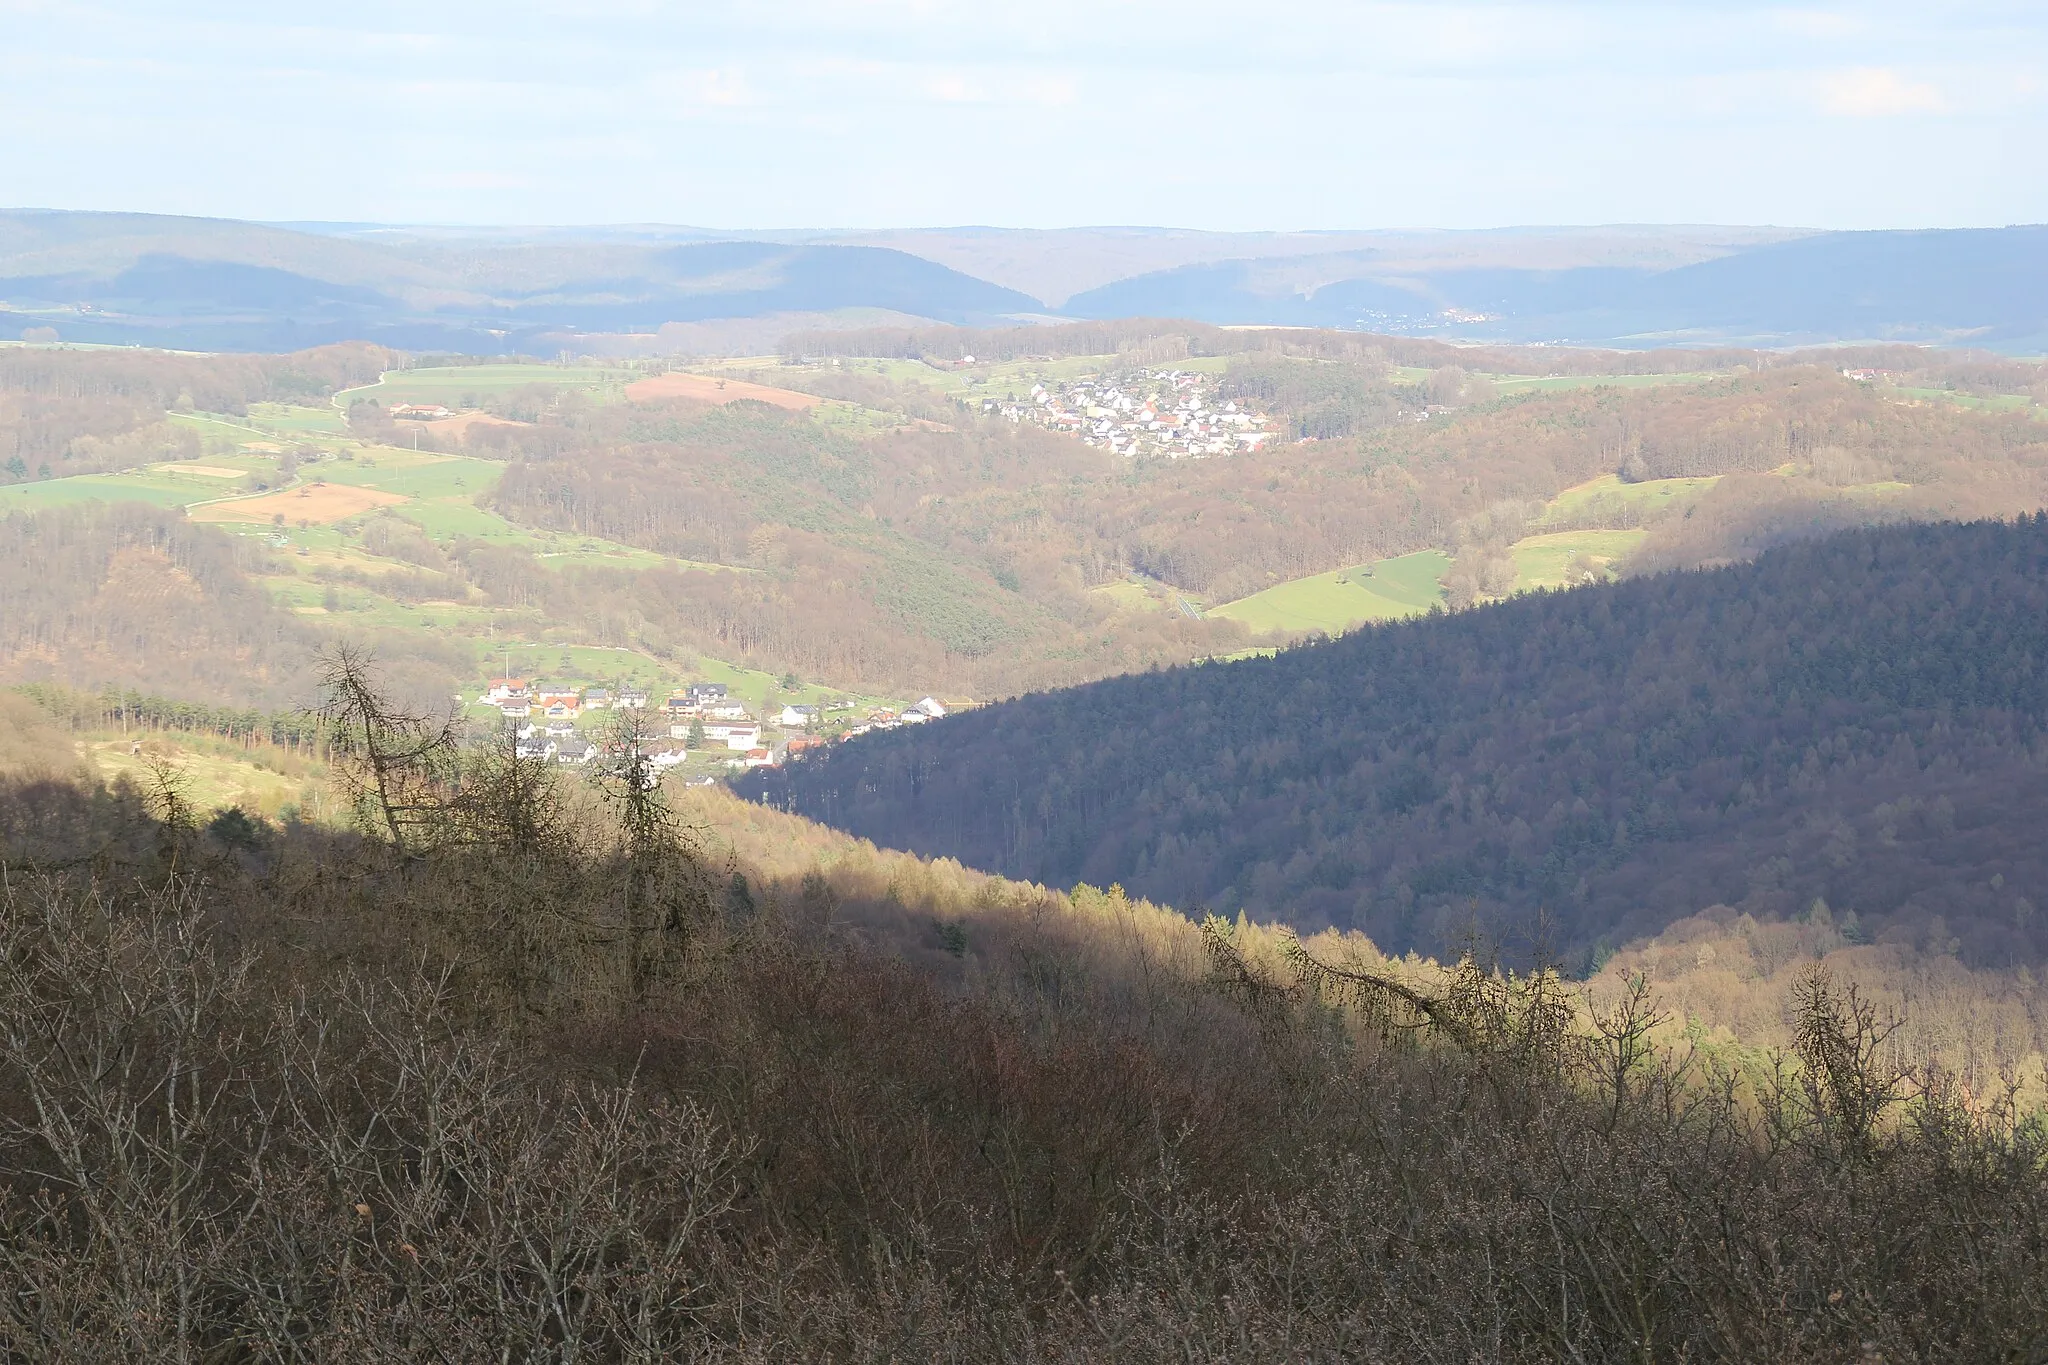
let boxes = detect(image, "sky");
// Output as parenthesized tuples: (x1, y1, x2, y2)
(1, 0, 2042, 231)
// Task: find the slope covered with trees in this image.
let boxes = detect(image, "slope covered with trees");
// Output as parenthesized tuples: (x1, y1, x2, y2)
(0, 503, 467, 706)
(0, 667, 2042, 1359)
(0, 343, 391, 482)
(747, 516, 2048, 967)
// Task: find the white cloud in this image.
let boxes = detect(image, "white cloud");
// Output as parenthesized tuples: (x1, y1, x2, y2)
(1772, 9, 1863, 40)
(1818, 66, 1947, 116)
(925, 72, 988, 103)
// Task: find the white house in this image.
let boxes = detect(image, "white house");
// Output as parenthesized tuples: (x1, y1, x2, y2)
(778, 704, 820, 728)
(702, 719, 762, 750)
(910, 697, 948, 719)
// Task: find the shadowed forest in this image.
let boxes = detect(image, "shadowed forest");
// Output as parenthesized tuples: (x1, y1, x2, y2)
(748, 516, 2048, 970)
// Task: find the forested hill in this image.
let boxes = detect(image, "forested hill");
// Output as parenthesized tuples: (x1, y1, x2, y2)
(744, 516, 2048, 966)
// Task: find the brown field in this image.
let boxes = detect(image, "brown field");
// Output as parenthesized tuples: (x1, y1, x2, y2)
(624, 372, 822, 410)
(189, 483, 408, 525)
(396, 411, 532, 441)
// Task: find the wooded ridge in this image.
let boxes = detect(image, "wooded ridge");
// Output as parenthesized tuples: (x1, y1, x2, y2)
(746, 516, 2048, 968)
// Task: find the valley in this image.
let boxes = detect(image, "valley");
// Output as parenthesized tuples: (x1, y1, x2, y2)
(8, 7, 2048, 1352)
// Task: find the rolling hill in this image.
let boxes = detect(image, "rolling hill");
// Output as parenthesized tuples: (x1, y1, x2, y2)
(0, 212, 1043, 352)
(1063, 226, 2048, 349)
(5, 212, 2047, 351)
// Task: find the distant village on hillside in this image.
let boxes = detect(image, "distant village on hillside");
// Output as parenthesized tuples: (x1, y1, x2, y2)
(979, 368, 1278, 459)
(477, 676, 955, 777)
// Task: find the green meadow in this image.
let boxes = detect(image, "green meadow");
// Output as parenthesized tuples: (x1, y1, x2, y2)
(0, 470, 227, 511)
(1509, 529, 1647, 591)
(1542, 473, 1722, 522)
(1210, 550, 1450, 635)
(335, 363, 637, 410)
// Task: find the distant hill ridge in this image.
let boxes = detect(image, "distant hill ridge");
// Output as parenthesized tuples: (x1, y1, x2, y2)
(1064, 226, 2048, 348)
(0, 211, 2042, 351)
(744, 515, 2048, 967)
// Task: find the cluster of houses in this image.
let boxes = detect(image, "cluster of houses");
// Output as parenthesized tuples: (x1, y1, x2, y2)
(978, 369, 1277, 459)
(476, 677, 954, 773)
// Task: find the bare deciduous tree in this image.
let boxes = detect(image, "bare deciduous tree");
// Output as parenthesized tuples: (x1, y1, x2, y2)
(314, 644, 460, 856)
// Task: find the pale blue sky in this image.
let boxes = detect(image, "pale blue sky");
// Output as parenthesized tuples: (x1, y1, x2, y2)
(1, 1, 2040, 230)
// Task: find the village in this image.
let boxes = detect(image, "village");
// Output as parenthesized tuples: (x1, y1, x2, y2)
(476, 677, 953, 777)
(978, 368, 1278, 459)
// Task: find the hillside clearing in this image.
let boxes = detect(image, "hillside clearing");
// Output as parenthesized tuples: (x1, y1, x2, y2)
(1210, 550, 1450, 635)
(1543, 472, 1722, 521)
(1509, 529, 1647, 590)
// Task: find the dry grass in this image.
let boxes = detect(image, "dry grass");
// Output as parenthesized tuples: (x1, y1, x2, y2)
(624, 372, 823, 410)
(395, 411, 531, 441)
(189, 482, 408, 525)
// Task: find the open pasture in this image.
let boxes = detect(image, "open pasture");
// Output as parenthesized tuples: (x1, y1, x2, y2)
(247, 402, 351, 437)
(153, 462, 246, 479)
(336, 363, 635, 411)
(1509, 529, 1646, 591)
(320, 450, 502, 501)
(1543, 472, 1721, 522)
(0, 469, 237, 512)
(85, 738, 320, 820)
(1210, 550, 1449, 635)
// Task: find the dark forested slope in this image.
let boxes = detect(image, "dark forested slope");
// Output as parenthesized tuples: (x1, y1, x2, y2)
(746, 517, 2048, 965)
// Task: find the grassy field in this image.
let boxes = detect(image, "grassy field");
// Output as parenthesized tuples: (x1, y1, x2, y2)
(247, 402, 351, 437)
(1543, 472, 1722, 523)
(336, 364, 637, 411)
(0, 470, 234, 511)
(1509, 529, 1646, 591)
(318, 450, 502, 500)
(1210, 550, 1449, 635)
(84, 736, 326, 820)
(1088, 580, 1169, 613)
